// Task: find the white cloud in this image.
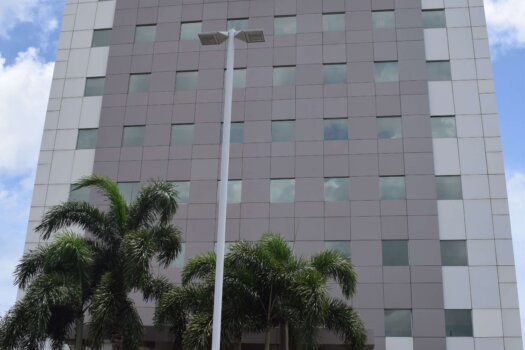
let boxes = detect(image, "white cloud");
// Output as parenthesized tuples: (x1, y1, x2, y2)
(485, 0, 525, 50)
(0, 48, 53, 176)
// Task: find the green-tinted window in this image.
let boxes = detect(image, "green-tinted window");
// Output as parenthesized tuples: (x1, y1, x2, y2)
(273, 66, 296, 86)
(427, 61, 451, 81)
(325, 241, 351, 259)
(377, 117, 402, 139)
(385, 310, 412, 337)
(76, 129, 98, 149)
(380, 176, 406, 200)
(118, 182, 141, 203)
(171, 243, 185, 268)
(383, 240, 409, 266)
(323, 13, 345, 32)
(436, 176, 462, 200)
(227, 180, 242, 203)
(69, 186, 90, 202)
(122, 126, 145, 147)
(324, 119, 348, 140)
(271, 179, 295, 203)
(230, 122, 244, 144)
(374, 62, 399, 82)
(445, 310, 473, 337)
(84, 77, 105, 96)
(431, 116, 457, 138)
(324, 178, 349, 201)
(135, 25, 156, 43)
(274, 16, 296, 35)
(92, 29, 111, 47)
(441, 241, 468, 266)
(323, 64, 347, 84)
(172, 181, 190, 203)
(225, 68, 246, 89)
(176, 71, 198, 91)
(128, 74, 151, 93)
(180, 22, 202, 40)
(372, 11, 395, 29)
(171, 124, 194, 146)
(227, 18, 249, 31)
(272, 120, 295, 142)
(422, 10, 446, 28)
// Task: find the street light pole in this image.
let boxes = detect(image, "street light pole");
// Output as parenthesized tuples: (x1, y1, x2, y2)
(198, 28, 265, 350)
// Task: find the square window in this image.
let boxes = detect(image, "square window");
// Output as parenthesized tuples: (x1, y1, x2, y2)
(431, 116, 457, 138)
(176, 71, 198, 91)
(436, 176, 462, 200)
(324, 119, 348, 140)
(76, 129, 98, 149)
(128, 74, 151, 93)
(445, 310, 473, 337)
(171, 242, 185, 268)
(377, 117, 402, 139)
(227, 18, 249, 31)
(225, 68, 246, 89)
(372, 11, 395, 29)
(323, 13, 345, 32)
(222, 180, 241, 204)
(427, 61, 451, 81)
(135, 25, 156, 43)
(180, 22, 202, 40)
(422, 10, 446, 28)
(374, 62, 399, 82)
(171, 181, 190, 203)
(273, 66, 296, 86)
(382, 240, 409, 266)
(92, 29, 111, 47)
(69, 186, 90, 202)
(122, 126, 145, 147)
(323, 64, 347, 84)
(380, 176, 406, 200)
(441, 241, 468, 266)
(171, 124, 194, 146)
(118, 182, 141, 203)
(274, 16, 296, 35)
(325, 241, 351, 259)
(324, 178, 349, 201)
(272, 120, 295, 142)
(385, 310, 412, 337)
(271, 179, 295, 203)
(84, 77, 105, 96)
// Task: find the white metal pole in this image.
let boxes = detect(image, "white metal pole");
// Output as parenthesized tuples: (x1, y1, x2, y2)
(211, 28, 235, 350)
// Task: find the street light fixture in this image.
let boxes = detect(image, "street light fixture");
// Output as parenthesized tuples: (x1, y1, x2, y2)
(198, 28, 265, 350)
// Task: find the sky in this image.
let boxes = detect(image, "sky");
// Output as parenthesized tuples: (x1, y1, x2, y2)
(0, 0, 524, 332)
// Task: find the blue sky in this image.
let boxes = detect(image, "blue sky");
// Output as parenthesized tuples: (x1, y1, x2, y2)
(0, 0, 524, 333)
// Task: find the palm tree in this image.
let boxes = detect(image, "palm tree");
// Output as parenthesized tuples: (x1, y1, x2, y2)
(157, 233, 367, 350)
(1, 175, 182, 350)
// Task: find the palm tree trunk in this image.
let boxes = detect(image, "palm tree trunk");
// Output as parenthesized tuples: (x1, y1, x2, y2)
(111, 331, 123, 350)
(74, 317, 84, 350)
(279, 323, 289, 350)
(264, 327, 272, 350)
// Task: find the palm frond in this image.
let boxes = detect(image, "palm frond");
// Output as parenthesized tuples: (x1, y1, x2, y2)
(121, 230, 156, 285)
(182, 252, 216, 285)
(14, 245, 48, 289)
(310, 250, 357, 299)
(141, 275, 172, 302)
(325, 299, 367, 350)
(127, 181, 179, 229)
(149, 224, 183, 267)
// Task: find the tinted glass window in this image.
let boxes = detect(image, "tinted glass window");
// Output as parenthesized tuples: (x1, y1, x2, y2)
(227, 18, 249, 31)
(273, 66, 296, 86)
(76, 129, 98, 149)
(271, 179, 295, 203)
(118, 182, 141, 203)
(274, 16, 296, 35)
(92, 29, 111, 47)
(324, 178, 349, 201)
(227, 180, 242, 203)
(324, 119, 348, 140)
(69, 187, 90, 202)
(441, 240, 468, 266)
(180, 22, 202, 40)
(84, 77, 105, 96)
(372, 11, 395, 29)
(323, 13, 345, 32)
(272, 121, 295, 142)
(171, 124, 194, 145)
(431, 116, 457, 138)
(380, 176, 406, 200)
(128, 74, 151, 93)
(382, 240, 409, 266)
(135, 25, 156, 43)
(323, 64, 347, 84)
(232, 69, 246, 88)
(325, 241, 351, 259)
(374, 62, 399, 82)
(422, 10, 446, 28)
(230, 122, 244, 144)
(427, 61, 452, 81)
(436, 176, 462, 200)
(122, 126, 145, 147)
(385, 310, 412, 337)
(445, 310, 473, 337)
(377, 117, 402, 139)
(176, 71, 198, 91)
(172, 181, 190, 203)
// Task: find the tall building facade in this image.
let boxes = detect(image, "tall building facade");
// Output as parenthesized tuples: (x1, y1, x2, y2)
(25, 0, 522, 349)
